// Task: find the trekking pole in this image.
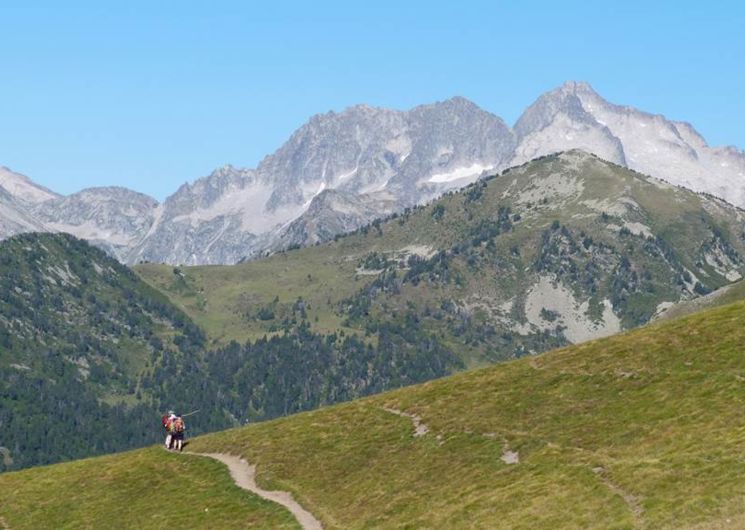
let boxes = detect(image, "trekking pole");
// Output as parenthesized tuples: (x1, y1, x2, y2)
(181, 409, 200, 418)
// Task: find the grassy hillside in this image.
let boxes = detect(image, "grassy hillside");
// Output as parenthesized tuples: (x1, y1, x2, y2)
(189, 298, 745, 528)
(0, 448, 297, 529)
(656, 279, 745, 321)
(11, 151, 745, 473)
(7, 297, 745, 528)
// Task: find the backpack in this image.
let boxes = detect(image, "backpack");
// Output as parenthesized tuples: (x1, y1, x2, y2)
(163, 415, 177, 433)
(162, 415, 170, 429)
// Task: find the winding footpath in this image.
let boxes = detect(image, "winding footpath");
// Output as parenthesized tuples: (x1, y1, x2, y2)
(191, 452, 323, 530)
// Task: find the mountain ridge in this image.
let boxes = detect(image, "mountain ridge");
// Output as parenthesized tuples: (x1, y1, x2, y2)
(3, 82, 744, 264)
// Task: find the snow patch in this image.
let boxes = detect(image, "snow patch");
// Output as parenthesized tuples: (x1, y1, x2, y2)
(428, 163, 491, 184)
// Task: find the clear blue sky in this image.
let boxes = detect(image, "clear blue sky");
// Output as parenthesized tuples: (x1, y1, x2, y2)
(1, 1, 743, 200)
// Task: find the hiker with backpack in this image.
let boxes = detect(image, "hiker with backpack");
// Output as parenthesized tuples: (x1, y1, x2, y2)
(171, 415, 186, 452)
(162, 410, 177, 450)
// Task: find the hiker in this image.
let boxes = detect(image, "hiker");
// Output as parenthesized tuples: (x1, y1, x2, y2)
(171, 415, 186, 452)
(162, 410, 177, 449)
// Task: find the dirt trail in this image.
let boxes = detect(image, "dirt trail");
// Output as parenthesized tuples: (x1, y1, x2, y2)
(192, 452, 322, 530)
(382, 407, 429, 437)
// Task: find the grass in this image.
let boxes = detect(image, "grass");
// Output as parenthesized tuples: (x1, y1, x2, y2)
(0, 447, 298, 529)
(136, 245, 366, 345)
(184, 298, 745, 529)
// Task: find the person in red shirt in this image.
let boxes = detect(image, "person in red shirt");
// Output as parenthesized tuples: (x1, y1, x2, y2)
(162, 410, 177, 449)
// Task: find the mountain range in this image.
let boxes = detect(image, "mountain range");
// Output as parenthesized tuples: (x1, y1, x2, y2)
(6, 149, 745, 472)
(2, 81, 744, 265)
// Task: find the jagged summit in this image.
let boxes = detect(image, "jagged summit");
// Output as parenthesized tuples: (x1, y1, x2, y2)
(0, 166, 59, 204)
(558, 79, 597, 93)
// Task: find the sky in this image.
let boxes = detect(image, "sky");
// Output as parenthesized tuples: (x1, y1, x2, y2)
(0, 1, 743, 200)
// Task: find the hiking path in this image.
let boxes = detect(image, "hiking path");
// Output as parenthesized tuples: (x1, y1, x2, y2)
(191, 452, 323, 530)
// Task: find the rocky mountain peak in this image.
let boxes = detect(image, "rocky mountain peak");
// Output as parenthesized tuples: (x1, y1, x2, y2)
(0, 166, 60, 204)
(558, 80, 597, 95)
(67, 186, 159, 204)
(514, 81, 601, 139)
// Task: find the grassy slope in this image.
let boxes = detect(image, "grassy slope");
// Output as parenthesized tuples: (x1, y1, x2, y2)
(6, 288, 745, 528)
(136, 245, 364, 346)
(657, 279, 745, 322)
(0, 448, 297, 530)
(186, 299, 745, 529)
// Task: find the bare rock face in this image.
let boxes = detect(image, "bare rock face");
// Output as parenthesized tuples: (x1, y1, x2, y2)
(269, 188, 401, 254)
(512, 82, 628, 166)
(0, 167, 57, 238)
(512, 82, 745, 206)
(2, 83, 744, 264)
(0, 166, 59, 205)
(0, 185, 48, 237)
(32, 187, 158, 261)
(129, 97, 514, 264)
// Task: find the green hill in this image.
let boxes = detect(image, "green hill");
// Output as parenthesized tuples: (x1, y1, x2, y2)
(0, 448, 297, 529)
(138, 150, 745, 364)
(6, 296, 745, 528)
